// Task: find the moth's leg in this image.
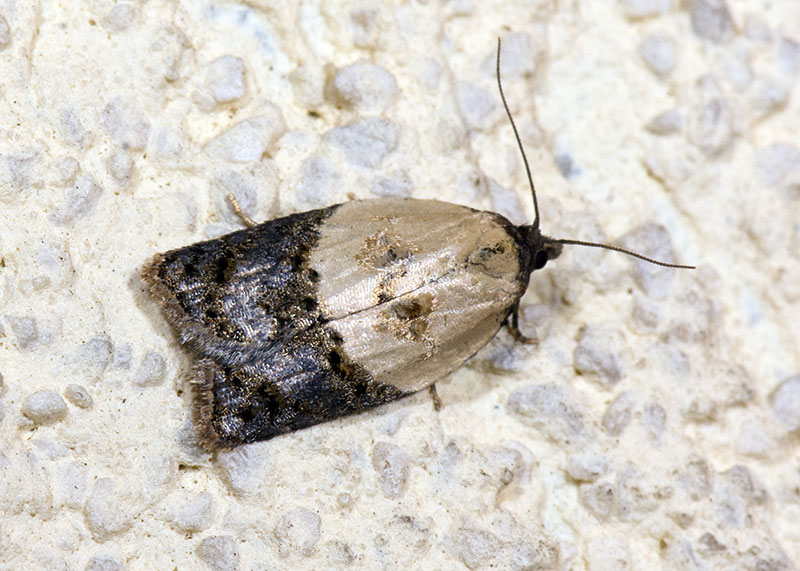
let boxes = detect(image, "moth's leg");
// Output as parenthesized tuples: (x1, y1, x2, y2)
(506, 303, 538, 345)
(226, 194, 258, 228)
(428, 384, 442, 412)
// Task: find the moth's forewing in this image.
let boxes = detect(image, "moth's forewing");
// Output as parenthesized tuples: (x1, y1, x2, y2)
(145, 198, 531, 448)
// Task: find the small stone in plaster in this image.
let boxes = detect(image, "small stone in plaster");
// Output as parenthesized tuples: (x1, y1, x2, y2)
(49, 175, 104, 226)
(86, 556, 123, 571)
(133, 351, 166, 387)
(641, 403, 667, 442)
(324, 116, 399, 169)
(619, 0, 674, 20)
(688, 0, 734, 44)
(330, 60, 397, 113)
(64, 384, 93, 408)
(639, 34, 678, 77)
(101, 97, 151, 151)
(104, 3, 137, 32)
(602, 392, 635, 436)
(107, 149, 135, 186)
(0, 13, 10, 51)
(197, 535, 240, 571)
(566, 453, 610, 482)
(371, 441, 410, 499)
(645, 109, 683, 135)
(273, 508, 321, 557)
(22, 390, 68, 424)
(507, 384, 586, 443)
(7, 315, 39, 349)
(574, 325, 625, 387)
(772, 375, 800, 431)
(204, 112, 285, 163)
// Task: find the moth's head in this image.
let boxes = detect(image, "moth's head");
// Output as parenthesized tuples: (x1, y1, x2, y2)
(533, 237, 563, 270)
(526, 227, 563, 273)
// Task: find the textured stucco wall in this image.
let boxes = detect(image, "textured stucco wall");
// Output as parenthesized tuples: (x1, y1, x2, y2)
(1, 1, 798, 569)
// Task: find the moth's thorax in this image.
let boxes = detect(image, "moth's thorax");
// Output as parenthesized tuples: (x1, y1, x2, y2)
(310, 198, 528, 392)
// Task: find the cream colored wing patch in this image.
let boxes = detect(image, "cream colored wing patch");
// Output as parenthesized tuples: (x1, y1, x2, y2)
(328, 265, 521, 392)
(321, 200, 526, 392)
(311, 198, 517, 321)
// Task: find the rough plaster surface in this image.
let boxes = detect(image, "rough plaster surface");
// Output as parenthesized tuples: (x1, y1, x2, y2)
(1, 1, 798, 569)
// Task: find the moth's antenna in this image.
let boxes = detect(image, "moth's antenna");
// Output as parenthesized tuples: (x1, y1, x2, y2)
(554, 238, 695, 269)
(495, 39, 694, 271)
(496, 37, 540, 231)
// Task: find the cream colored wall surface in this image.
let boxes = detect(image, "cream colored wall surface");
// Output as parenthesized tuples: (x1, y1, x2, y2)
(1, 1, 798, 569)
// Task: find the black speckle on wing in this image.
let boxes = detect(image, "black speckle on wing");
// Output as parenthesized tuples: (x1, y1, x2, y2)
(144, 206, 335, 364)
(192, 325, 409, 449)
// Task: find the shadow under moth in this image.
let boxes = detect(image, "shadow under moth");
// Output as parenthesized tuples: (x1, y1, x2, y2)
(143, 40, 693, 450)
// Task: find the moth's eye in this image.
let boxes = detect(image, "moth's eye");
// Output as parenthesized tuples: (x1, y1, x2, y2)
(533, 250, 549, 270)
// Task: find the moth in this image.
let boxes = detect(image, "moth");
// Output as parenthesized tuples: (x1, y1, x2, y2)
(144, 40, 693, 450)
